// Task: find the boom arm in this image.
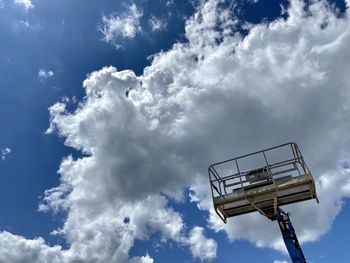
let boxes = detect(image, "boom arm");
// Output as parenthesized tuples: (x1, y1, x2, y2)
(276, 208, 306, 263)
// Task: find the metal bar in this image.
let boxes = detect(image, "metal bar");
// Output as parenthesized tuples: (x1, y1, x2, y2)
(209, 142, 295, 167)
(294, 143, 301, 159)
(248, 200, 268, 218)
(273, 197, 278, 216)
(210, 174, 241, 184)
(299, 158, 307, 175)
(212, 166, 221, 180)
(208, 168, 219, 182)
(214, 172, 240, 181)
(293, 143, 305, 172)
(263, 151, 269, 166)
(209, 166, 221, 181)
(211, 182, 221, 196)
(235, 159, 244, 190)
(269, 167, 298, 177)
(225, 181, 245, 188)
(211, 166, 223, 195)
(291, 143, 297, 160)
(294, 162, 301, 176)
(215, 207, 227, 223)
(268, 158, 297, 168)
(211, 162, 300, 185)
(269, 162, 296, 171)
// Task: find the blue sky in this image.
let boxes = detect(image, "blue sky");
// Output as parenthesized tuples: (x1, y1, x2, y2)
(0, 0, 350, 262)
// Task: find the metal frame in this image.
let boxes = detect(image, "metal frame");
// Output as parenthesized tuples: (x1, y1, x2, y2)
(208, 142, 318, 222)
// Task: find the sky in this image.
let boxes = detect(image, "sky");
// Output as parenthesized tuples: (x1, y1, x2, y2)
(0, 0, 350, 262)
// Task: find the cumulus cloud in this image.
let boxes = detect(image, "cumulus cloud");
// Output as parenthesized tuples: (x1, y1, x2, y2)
(1, 148, 11, 160)
(0, 231, 63, 263)
(100, 4, 143, 48)
(2, 0, 350, 262)
(14, 0, 33, 11)
(41, 68, 217, 261)
(186, 0, 350, 252)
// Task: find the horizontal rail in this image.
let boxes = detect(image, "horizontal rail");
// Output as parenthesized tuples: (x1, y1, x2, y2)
(210, 164, 298, 183)
(209, 142, 298, 168)
(269, 167, 298, 177)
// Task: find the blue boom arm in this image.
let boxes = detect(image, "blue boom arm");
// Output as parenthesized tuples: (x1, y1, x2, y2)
(276, 208, 306, 263)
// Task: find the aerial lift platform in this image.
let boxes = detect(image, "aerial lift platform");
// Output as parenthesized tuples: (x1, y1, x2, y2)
(208, 142, 319, 262)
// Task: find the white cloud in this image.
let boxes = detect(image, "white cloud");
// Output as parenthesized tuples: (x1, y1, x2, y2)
(185, 0, 350, 252)
(14, 0, 33, 11)
(0, 231, 63, 263)
(187, 227, 217, 261)
(1, 148, 11, 160)
(149, 15, 167, 32)
(38, 69, 54, 80)
(2, 0, 350, 262)
(100, 4, 143, 48)
(274, 260, 289, 263)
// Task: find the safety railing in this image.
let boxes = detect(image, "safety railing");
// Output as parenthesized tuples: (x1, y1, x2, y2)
(208, 142, 312, 200)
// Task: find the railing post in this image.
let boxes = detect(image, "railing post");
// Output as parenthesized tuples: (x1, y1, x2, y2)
(235, 159, 243, 190)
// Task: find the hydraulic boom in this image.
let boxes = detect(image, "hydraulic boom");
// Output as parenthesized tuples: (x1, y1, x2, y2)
(276, 208, 306, 263)
(208, 143, 318, 263)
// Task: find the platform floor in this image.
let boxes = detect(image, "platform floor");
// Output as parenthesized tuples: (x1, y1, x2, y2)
(213, 174, 317, 219)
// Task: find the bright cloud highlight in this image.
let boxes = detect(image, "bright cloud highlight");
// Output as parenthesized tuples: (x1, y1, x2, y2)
(14, 0, 33, 11)
(187, 227, 217, 261)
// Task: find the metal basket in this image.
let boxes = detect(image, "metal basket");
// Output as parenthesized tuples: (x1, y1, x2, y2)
(208, 142, 318, 222)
